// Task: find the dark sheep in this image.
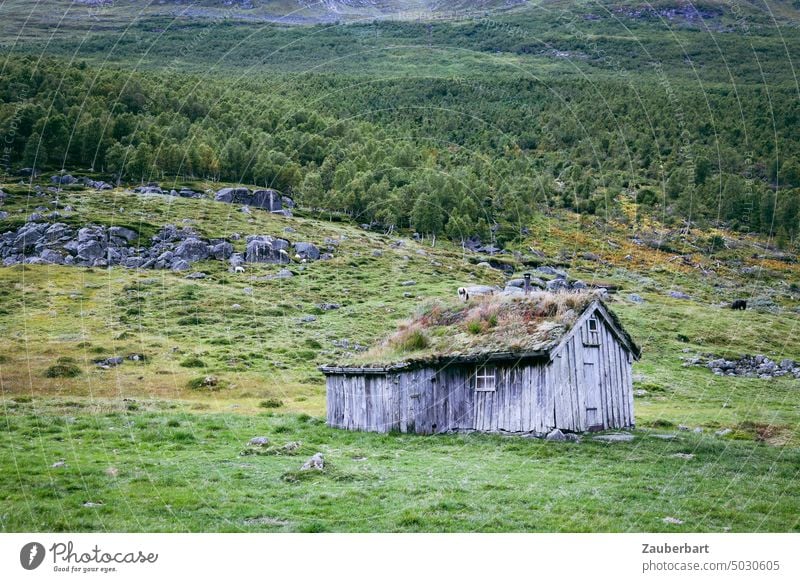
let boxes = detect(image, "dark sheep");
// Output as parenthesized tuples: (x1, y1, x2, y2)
(731, 300, 747, 310)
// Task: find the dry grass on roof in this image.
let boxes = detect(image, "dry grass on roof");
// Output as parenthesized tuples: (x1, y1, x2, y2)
(351, 290, 604, 366)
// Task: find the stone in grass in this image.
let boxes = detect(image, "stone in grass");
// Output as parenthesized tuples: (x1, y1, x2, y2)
(51, 460, 66, 468)
(651, 433, 679, 440)
(83, 501, 103, 508)
(282, 441, 301, 452)
(715, 428, 732, 437)
(301, 452, 324, 471)
(545, 429, 566, 442)
(663, 516, 684, 525)
(248, 436, 270, 447)
(593, 432, 634, 443)
(672, 453, 694, 460)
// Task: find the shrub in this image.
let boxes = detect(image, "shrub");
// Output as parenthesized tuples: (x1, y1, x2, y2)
(391, 328, 429, 352)
(45, 362, 82, 378)
(186, 375, 222, 390)
(259, 399, 284, 409)
(466, 319, 484, 335)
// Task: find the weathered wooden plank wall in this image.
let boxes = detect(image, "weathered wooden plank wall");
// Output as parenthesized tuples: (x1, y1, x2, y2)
(326, 308, 635, 434)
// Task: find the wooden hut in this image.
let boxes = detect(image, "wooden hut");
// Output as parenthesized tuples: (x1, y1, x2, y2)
(321, 293, 640, 435)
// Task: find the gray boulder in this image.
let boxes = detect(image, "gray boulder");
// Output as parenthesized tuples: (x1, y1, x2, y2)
(174, 238, 210, 263)
(214, 187, 250, 203)
(669, 290, 691, 300)
(39, 249, 64, 264)
(546, 278, 570, 292)
(246, 236, 290, 264)
(545, 429, 566, 441)
(251, 189, 282, 211)
(210, 241, 233, 260)
(108, 226, 138, 244)
(76, 240, 106, 262)
(301, 452, 325, 471)
(51, 174, 76, 185)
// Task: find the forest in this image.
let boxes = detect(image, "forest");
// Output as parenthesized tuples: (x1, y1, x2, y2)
(1, 5, 799, 246)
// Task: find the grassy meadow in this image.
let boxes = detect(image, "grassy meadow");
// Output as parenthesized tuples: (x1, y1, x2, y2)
(1, 0, 799, 533)
(1, 180, 799, 532)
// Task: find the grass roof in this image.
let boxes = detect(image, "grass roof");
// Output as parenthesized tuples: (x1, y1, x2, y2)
(337, 290, 606, 369)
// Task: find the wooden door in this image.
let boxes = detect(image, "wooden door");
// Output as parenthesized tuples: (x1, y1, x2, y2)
(583, 346, 604, 430)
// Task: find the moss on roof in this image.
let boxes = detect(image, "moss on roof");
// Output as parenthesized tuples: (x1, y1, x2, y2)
(337, 290, 607, 369)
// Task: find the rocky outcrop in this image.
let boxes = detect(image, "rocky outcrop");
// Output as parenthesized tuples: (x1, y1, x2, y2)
(245, 235, 290, 264)
(685, 353, 800, 379)
(214, 187, 287, 212)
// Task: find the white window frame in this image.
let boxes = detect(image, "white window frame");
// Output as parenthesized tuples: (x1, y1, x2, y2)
(475, 366, 496, 392)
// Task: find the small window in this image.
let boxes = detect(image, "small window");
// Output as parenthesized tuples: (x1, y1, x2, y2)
(475, 366, 496, 392)
(588, 317, 599, 332)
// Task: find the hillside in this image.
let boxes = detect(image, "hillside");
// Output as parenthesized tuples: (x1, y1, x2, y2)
(0, 0, 798, 533)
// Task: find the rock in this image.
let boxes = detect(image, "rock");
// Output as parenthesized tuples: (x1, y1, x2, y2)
(282, 441, 301, 452)
(545, 429, 566, 441)
(82, 501, 103, 508)
(537, 265, 567, 278)
(650, 433, 678, 440)
(300, 315, 317, 323)
(628, 293, 645, 304)
(185, 272, 207, 279)
(214, 187, 250, 204)
(76, 240, 106, 262)
(248, 436, 270, 447)
(174, 238, 210, 263)
(251, 189, 282, 211)
(268, 268, 294, 280)
(294, 242, 320, 261)
(317, 303, 340, 311)
(633, 389, 648, 397)
(662, 517, 684, 525)
(669, 290, 690, 300)
(715, 428, 732, 437)
(210, 241, 233, 260)
(229, 253, 246, 269)
(672, 453, 694, 460)
(108, 226, 138, 244)
(171, 259, 191, 272)
(39, 249, 64, 264)
(593, 432, 634, 443)
(246, 236, 290, 264)
(51, 460, 67, 468)
(546, 278, 570, 292)
(95, 356, 124, 368)
(0, 211, 8, 220)
(51, 174, 76, 185)
(372, 250, 383, 257)
(677, 425, 690, 431)
(400, 280, 417, 287)
(582, 252, 600, 261)
(300, 452, 324, 471)
(281, 195, 295, 209)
